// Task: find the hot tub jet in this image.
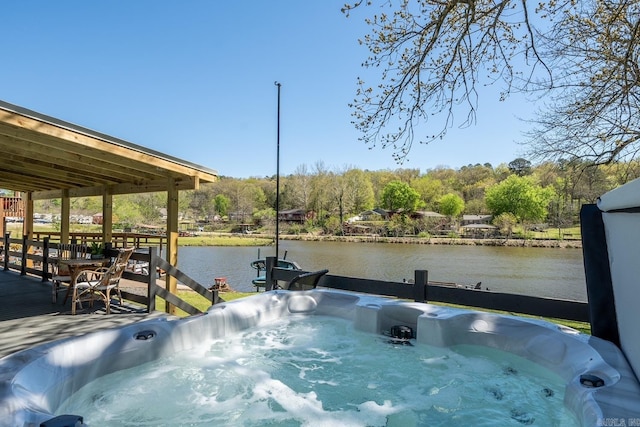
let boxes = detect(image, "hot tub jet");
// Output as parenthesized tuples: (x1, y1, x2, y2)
(386, 325, 414, 345)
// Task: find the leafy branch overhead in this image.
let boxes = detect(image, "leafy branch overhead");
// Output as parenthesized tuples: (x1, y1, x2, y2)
(343, 0, 640, 165)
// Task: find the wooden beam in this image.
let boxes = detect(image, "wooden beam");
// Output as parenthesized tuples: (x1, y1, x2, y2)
(165, 178, 179, 315)
(22, 192, 33, 239)
(102, 188, 113, 245)
(61, 190, 70, 244)
(0, 134, 165, 183)
(31, 176, 200, 200)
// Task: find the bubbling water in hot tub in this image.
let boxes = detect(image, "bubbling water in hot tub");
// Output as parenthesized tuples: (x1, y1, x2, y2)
(57, 316, 577, 426)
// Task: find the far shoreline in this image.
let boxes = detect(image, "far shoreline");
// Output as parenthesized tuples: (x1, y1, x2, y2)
(181, 232, 583, 249)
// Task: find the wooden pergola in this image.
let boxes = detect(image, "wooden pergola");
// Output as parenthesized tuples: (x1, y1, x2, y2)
(0, 100, 218, 309)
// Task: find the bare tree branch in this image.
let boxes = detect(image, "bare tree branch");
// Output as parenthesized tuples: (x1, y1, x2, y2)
(344, 0, 553, 163)
(345, 0, 640, 166)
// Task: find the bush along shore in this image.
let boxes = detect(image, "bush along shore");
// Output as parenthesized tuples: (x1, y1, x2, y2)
(237, 233, 583, 249)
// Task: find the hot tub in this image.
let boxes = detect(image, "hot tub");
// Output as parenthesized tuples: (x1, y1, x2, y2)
(1, 290, 639, 426)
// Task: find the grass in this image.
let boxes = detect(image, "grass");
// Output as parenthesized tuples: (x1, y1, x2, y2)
(178, 235, 272, 246)
(156, 291, 255, 317)
(526, 226, 582, 240)
(160, 291, 591, 335)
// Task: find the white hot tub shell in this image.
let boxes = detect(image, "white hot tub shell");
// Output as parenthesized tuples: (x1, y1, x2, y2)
(0, 290, 639, 426)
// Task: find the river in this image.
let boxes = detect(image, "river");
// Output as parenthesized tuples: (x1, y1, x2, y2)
(175, 241, 587, 302)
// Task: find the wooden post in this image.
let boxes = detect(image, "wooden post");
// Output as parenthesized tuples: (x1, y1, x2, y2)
(102, 187, 113, 245)
(414, 270, 428, 303)
(61, 190, 70, 244)
(165, 179, 179, 314)
(22, 192, 33, 240)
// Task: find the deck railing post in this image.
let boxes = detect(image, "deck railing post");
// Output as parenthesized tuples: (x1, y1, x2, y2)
(3, 232, 9, 271)
(414, 270, 428, 303)
(265, 256, 276, 291)
(42, 237, 50, 282)
(20, 235, 27, 276)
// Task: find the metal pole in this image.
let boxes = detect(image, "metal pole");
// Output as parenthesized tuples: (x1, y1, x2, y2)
(274, 82, 281, 262)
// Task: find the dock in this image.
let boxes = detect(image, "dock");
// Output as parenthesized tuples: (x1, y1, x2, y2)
(0, 270, 168, 359)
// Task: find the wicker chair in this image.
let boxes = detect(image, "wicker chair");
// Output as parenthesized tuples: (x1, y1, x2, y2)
(51, 243, 88, 303)
(72, 247, 134, 314)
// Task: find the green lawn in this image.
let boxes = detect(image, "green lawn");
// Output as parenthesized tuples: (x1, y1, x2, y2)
(178, 235, 272, 246)
(526, 225, 582, 240)
(156, 290, 255, 317)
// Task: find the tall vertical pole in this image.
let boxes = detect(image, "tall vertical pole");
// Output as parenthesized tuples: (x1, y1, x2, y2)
(274, 82, 281, 262)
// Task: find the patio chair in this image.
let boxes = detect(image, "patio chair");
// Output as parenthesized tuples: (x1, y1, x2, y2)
(281, 269, 329, 291)
(51, 243, 88, 303)
(72, 247, 134, 314)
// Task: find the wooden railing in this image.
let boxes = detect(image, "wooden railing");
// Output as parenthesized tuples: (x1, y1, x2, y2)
(31, 231, 166, 252)
(1, 236, 589, 323)
(148, 257, 221, 315)
(2, 234, 218, 316)
(0, 197, 24, 218)
(2, 234, 50, 279)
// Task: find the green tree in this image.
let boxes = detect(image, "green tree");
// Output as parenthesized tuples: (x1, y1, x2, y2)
(464, 198, 487, 215)
(366, 169, 399, 206)
(71, 196, 102, 215)
(493, 212, 518, 239)
(213, 194, 229, 217)
(454, 163, 496, 201)
(309, 161, 331, 226)
(438, 193, 465, 219)
(508, 158, 532, 177)
(387, 213, 412, 237)
(252, 207, 275, 227)
(323, 215, 343, 235)
(343, 168, 375, 214)
(381, 180, 422, 212)
(485, 175, 555, 224)
(282, 164, 312, 210)
(135, 193, 164, 224)
(113, 195, 142, 228)
(411, 175, 444, 210)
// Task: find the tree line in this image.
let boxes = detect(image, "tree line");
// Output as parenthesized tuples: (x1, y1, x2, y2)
(34, 158, 640, 236)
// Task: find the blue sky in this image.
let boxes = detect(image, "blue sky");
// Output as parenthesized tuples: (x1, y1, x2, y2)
(2, 1, 535, 178)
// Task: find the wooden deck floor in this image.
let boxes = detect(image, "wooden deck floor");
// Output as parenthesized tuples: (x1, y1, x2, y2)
(0, 270, 169, 358)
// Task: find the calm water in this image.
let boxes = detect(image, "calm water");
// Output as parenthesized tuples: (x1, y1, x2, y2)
(176, 241, 587, 302)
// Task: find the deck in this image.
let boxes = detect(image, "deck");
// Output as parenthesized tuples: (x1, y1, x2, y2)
(0, 270, 169, 359)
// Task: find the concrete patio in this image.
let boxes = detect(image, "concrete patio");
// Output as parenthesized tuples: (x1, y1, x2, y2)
(0, 270, 168, 358)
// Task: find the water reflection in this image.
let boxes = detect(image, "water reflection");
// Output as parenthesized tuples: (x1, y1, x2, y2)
(177, 241, 586, 301)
